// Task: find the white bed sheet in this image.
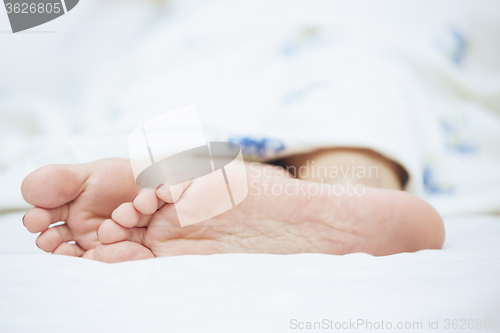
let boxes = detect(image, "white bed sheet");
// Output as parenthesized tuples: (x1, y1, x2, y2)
(1, 1, 499, 332)
(0, 211, 499, 332)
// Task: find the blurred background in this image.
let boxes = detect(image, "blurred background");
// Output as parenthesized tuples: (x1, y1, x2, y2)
(1, 0, 499, 214)
(1, 3, 500, 330)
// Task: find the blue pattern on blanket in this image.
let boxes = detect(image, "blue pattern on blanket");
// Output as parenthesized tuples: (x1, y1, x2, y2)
(423, 166, 454, 195)
(228, 136, 286, 158)
(434, 26, 468, 67)
(440, 119, 477, 154)
(281, 81, 332, 105)
(449, 28, 467, 66)
(280, 26, 327, 57)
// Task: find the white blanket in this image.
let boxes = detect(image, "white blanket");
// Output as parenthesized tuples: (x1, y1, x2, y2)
(0, 212, 499, 332)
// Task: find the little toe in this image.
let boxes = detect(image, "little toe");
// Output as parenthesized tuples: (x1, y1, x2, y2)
(93, 241, 155, 263)
(24, 205, 69, 233)
(36, 224, 73, 253)
(133, 189, 158, 215)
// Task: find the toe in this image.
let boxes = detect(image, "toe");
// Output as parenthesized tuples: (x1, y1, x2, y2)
(82, 249, 94, 259)
(93, 242, 155, 263)
(98, 219, 147, 245)
(98, 219, 129, 244)
(111, 202, 141, 228)
(156, 181, 191, 203)
(52, 242, 85, 257)
(111, 202, 152, 228)
(21, 164, 90, 209)
(23, 205, 69, 233)
(36, 224, 73, 252)
(133, 189, 159, 215)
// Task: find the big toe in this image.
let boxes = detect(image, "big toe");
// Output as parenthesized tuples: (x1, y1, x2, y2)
(93, 242, 155, 263)
(21, 164, 90, 209)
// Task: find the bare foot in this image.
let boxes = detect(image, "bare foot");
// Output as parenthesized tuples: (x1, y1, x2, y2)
(95, 163, 445, 263)
(21, 159, 140, 258)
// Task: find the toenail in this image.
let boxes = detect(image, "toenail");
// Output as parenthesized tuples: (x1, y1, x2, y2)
(132, 195, 138, 202)
(156, 184, 165, 190)
(22, 214, 26, 227)
(96, 225, 100, 237)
